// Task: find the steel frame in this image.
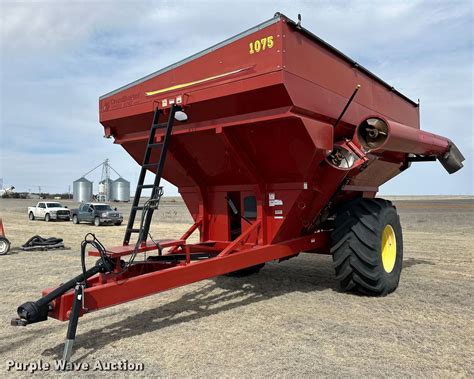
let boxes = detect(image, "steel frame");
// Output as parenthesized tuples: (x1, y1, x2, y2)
(45, 136, 370, 322)
(46, 227, 329, 321)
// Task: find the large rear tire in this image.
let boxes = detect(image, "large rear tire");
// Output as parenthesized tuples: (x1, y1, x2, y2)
(330, 198, 403, 296)
(225, 263, 265, 277)
(29, 212, 35, 221)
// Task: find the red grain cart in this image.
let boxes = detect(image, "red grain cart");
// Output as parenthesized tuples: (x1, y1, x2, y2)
(13, 13, 464, 361)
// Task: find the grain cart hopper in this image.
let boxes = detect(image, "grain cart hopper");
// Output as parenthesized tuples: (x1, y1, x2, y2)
(12, 13, 464, 361)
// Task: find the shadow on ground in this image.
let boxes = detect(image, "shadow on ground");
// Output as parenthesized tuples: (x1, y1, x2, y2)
(40, 255, 429, 361)
(403, 257, 435, 268)
(41, 258, 337, 361)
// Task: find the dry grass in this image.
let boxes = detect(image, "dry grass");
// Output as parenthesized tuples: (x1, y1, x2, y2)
(0, 197, 472, 377)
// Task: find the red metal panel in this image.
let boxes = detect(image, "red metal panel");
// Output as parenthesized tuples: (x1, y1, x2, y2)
(280, 19, 420, 128)
(99, 20, 283, 123)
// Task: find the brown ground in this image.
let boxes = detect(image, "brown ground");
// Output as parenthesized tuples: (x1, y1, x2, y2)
(0, 197, 472, 377)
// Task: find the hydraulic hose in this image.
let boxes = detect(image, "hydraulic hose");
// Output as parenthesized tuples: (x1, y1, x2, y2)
(12, 234, 116, 326)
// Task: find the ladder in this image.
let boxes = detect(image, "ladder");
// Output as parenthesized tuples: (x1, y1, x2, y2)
(124, 104, 181, 246)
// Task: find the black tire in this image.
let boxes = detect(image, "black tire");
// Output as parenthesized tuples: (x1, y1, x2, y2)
(225, 263, 265, 277)
(0, 237, 10, 255)
(45, 213, 50, 222)
(114, 222, 122, 226)
(29, 212, 35, 221)
(330, 198, 403, 296)
(65, 217, 70, 222)
(72, 215, 79, 224)
(94, 217, 101, 227)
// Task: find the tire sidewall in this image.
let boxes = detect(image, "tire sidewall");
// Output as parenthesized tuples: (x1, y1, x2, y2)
(29, 212, 34, 221)
(45, 214, 50, 222)
(73, 215, 79, 224)
(94, 217, 101, 227)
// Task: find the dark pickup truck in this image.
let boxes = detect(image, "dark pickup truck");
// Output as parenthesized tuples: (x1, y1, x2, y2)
(71, 203, 123, 226)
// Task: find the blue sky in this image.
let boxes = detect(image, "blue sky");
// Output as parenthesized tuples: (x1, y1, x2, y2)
(1, 0, 472, 196)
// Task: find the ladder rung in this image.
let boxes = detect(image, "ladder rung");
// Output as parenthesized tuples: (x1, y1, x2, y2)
(124, 105, 179, 246)
(148, 143, 163, 148)
(127, 228, 141, 233)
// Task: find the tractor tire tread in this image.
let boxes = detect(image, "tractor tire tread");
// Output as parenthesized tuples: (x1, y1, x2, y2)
(331, 197, 403, 296)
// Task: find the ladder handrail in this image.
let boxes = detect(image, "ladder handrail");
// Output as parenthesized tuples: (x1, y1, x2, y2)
(123, 104, 181, 246)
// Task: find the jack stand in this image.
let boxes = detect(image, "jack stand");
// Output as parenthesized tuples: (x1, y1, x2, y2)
(62, 283, 85, 364)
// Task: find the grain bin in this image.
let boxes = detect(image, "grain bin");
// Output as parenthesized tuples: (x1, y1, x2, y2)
(99, 178, 114, 201)
(73, 177, 93, 202)
(112, 177, 130, 202)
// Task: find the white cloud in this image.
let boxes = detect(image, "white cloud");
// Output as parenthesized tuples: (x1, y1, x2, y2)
(1, 0, 472, 195)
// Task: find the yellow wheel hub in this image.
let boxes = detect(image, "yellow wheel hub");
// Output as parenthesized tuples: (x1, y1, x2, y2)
(381, 224, 397, 273)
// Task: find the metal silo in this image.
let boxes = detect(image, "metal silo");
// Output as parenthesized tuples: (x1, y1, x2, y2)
(73, 177, 93, 202)
(112, 178, 130, 202)
(99, 178, 114, 201)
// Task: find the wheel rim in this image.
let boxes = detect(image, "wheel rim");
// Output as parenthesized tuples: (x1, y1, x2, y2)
(381, 224, 397, 273)
(0, 240, 8, 254)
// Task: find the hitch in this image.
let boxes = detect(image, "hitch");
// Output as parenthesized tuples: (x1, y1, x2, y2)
(11, 259, 114, 327)
(11, 234, 118, 364)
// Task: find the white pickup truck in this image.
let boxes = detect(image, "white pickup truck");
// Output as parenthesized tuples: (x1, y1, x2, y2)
(28, 202, 71, 222)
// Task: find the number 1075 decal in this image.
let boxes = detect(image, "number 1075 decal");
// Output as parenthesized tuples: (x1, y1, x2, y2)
(249, 36, 274, 54)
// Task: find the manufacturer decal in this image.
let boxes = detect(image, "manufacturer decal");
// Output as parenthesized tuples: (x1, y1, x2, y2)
(145, 67, 248, 97)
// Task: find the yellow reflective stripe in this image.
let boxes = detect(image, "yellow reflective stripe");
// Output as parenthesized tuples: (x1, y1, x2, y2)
(145, 67, 247, 96)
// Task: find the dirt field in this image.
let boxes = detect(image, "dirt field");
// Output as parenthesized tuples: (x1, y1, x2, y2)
(0, 197, 472, 377)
